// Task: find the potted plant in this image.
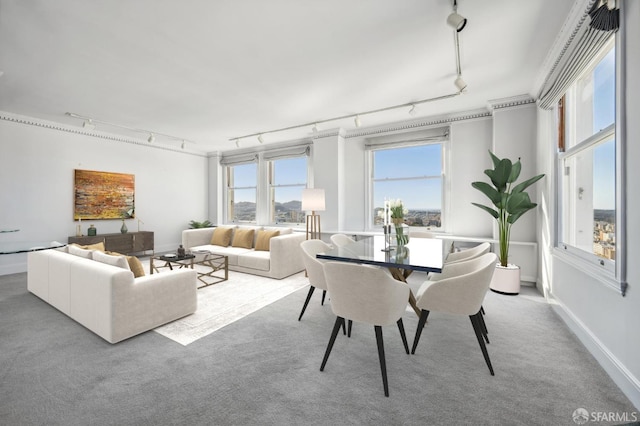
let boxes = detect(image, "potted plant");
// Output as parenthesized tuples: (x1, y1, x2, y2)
(471, 151, 544, 295)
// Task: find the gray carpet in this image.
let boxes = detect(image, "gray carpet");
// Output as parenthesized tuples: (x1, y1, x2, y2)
(0, 271, 636, 426)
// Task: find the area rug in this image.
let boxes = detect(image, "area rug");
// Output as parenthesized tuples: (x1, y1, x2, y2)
(153, 270, 308, 346)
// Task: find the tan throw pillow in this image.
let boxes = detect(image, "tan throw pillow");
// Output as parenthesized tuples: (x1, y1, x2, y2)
(82, 241, 105, 252)
(232, 228, 255, 249)
(211, 227, 234, 247)
(126, 256, 145, 278)
(92, 250, 130, 270)
(255, 230, 280, 251)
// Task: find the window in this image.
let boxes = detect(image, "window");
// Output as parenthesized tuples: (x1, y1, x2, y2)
(371, 143, 443, 229)
(558, 41, 615, 272)
(269, 156, 307, 224)
(227, 162, 257, 223)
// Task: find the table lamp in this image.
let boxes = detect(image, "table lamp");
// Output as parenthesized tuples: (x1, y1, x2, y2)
(301, 188, 325, 240)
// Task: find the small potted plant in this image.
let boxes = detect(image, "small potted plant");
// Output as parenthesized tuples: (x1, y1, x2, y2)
(471, 151, 544, 295)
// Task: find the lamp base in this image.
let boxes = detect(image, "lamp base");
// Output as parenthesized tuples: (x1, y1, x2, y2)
(306, 213, 321, 240)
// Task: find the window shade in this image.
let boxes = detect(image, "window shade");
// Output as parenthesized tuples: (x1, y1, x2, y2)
(537, 1, 616, 110)
(219, 153, 258, 166)
(263, 144, 311, 161)
(364, 126, 449, 151)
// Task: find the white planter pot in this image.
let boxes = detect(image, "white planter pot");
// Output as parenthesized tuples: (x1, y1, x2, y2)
(489, 263, 521, 295)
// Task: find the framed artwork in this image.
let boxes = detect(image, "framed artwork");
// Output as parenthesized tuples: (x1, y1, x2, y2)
(74, 169, 135, 220)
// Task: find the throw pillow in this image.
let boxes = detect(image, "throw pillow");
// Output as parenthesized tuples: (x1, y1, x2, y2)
(255, 230, 280, 251)
(68, 244, 94, 259)
(92, 250, 131, 270)
(211, 227, 234, 247)
(232, 228, 255, 249)
(126, 256, 145, 278)
(81, 241, 105, 252)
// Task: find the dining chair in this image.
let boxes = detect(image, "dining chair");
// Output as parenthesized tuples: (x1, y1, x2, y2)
(411, 252, 498, 376)
(320, 261, 411, 397)
(444, 241, 491, 264)
(330, 233, 355, 248)
(299, 240, 332, 321)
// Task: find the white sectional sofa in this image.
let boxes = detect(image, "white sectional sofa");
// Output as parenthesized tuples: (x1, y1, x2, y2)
(28, 248, 197, 344)
(182, 226, 306, 279)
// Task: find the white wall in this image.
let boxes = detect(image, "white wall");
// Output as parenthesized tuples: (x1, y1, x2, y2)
(0, 114, 209, 275)
(536, 0, 640, 408)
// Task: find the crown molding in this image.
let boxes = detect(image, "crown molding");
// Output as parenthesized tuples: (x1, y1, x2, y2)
(532, 0, 593, 96)
(486, 95, 536, 112)
(344, 108, 492, 139)
(0, 111, 207, 157)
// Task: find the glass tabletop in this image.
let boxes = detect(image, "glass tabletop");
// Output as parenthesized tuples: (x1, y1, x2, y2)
(0, 241, 67, 255)
(317, 235, 443, 273)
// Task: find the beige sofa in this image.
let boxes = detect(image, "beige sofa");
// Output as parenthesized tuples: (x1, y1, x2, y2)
(182, 226, 305, 279)
(28, 248, 197, 344)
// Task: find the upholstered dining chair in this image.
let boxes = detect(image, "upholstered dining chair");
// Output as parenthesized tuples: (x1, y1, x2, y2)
(299, 240, 332, 321)
(445, 241, 491, 264)
(411, 252, 498, 376)
(330, 233, 355, 248)
(320, 261, 411, 397)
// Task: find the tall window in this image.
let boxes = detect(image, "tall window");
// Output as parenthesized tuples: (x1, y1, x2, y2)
(227, 162, 257, 223)
(371, 143, 443, 229)
(269, 156, 307, 224)
(559, 41, 615, 271)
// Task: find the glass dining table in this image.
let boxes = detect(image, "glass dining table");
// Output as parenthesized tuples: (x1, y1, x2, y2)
(317, 235, 443, 316)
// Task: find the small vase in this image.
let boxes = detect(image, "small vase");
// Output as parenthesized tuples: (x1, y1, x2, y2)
(121, 219, 128, 234)
(393, 219, 409, 247)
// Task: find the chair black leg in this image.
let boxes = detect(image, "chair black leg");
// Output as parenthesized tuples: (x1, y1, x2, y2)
(374, 325, 389, 397)
(481, 305, 485, 315)
(411, 310, 430, 354)
(397, 319, 409, 354)
(478, 310, 490, 344)
(347, 320, 353, 338)
(321, 290, 326, 306)
(320, 316, 344, 371)
(342, 320, 346, 335)
(470, 313, 494, 376)
(298, 286, 316, 321)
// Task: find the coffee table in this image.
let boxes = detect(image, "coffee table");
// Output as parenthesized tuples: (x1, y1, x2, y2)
(150, 251, 228, 289)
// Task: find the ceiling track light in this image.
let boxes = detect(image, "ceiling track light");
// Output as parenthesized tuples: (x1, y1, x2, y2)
(65, 112, 195, 148)
(408, 104, 417, 116)
(354, 115, 362, 128)
(447, 0, 467, 32)
(454, 75, 467, 92)
(235, 139, 240, 148)
(258, 134, 264, 144)
(181, 140, 186, 149)
(312, 123, 319, 133)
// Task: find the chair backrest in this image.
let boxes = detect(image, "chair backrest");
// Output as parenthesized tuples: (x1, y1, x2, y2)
(300, 239, 332, 291)
(445, 242, 491, 264)
(330, 233, 355, 248)
(409, 231, 435, 239)
(323, 262, 410, 326)
(417, 253, 498, 316)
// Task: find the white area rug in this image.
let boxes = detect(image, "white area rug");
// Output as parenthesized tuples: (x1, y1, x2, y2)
(153, 270, 308, 346)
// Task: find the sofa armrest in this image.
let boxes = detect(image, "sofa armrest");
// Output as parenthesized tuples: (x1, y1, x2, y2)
(268, 232, 306, 279)
(182, 228, 215, 249)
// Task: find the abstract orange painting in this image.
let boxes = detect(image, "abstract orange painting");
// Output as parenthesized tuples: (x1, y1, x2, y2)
(74, 169, 135, 220)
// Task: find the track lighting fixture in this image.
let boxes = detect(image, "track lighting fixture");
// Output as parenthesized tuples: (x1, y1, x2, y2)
(454, 75, 467, 92)
(235, 139, 240, 148)
(447, 0, 467, 32)
(258, 134, 264, 144)
(312, 123, 319, 133)
(354, 115, 362, 127)
(181, 140, 186, 149)
(65, 112, 196, 149)
(408, 104, 417, 116)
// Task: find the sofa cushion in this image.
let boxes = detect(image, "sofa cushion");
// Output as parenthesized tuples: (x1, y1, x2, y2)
(92, 250, 131, 271)
(68, 244, 94, 259)
(127, 256, 145, 278)
(211, 227, 234, 246)
(72, 242, 105, 252)
(264, 226, 292, 235)
(255, 229, 280, 251)
(232, 228, 255, 249)
(237, 251, 271, 271)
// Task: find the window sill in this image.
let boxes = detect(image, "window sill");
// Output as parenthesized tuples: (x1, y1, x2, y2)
(552, 247, 621, 294)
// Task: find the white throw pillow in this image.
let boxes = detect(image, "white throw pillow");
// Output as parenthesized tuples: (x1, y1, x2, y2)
(92, 250, 131, 271)
(68, 244, 94, 259)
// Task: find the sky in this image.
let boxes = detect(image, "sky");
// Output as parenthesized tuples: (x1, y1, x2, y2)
(592, 47, 615, 210)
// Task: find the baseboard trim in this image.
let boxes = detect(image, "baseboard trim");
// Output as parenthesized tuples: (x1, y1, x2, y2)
(550, 295, 640, 410)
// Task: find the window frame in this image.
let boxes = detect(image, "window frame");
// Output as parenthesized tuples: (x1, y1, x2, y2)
(225, 162, 258, 224)
(267, 155, 308, 226)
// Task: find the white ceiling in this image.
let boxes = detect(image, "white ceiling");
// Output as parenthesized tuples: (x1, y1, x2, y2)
(0, 0, 575, 153)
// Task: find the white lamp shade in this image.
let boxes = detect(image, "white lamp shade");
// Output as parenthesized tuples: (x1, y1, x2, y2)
(301, 188, 325, 212)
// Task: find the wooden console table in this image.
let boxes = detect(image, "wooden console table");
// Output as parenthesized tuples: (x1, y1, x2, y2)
(68, 231, 154, 255)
